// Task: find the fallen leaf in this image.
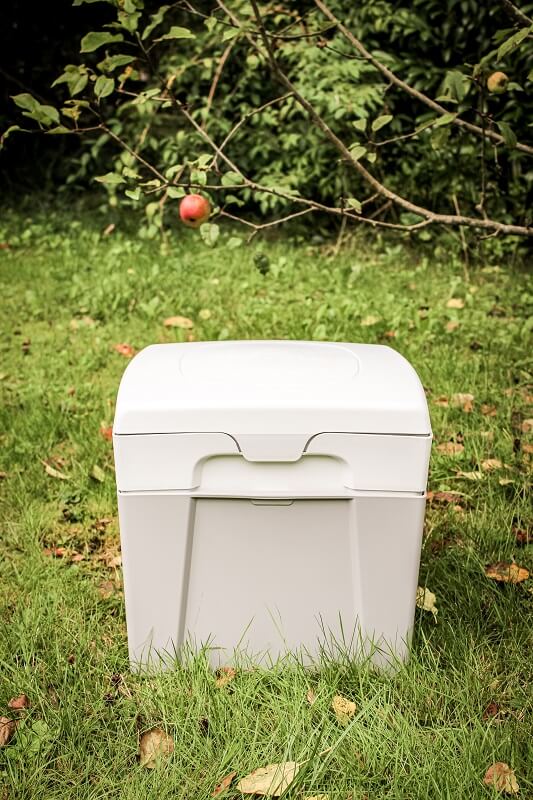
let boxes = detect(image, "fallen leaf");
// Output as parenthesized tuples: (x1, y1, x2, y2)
(416, 587, 438, 620)
(91, 464, 106, 483)
(515, 528, 531, 547)
(481, 404, 497, 417)
(384, 330, 397, 339)
(483, 762, 519, 794)
(7, 694, 29, 711)
(485, 562, 529, 584)
(98, 546, 122, 568)
(451, 393, 474, 412)
(213, 771, 237, 797)
(306, 688, 317, 705)
(71, 553, 84, 563)
(498, 478, 513, 486)
(99, 425, 113, 441)
(199, 308, 212, 321)
(139, 727, 174, 768)
(521, 418, 533, 433)
(445, 320, 460, 332)
(0, 471, 7, 480)
(446, 297, 464, 309)
(523, 443, 533, 454)
(215, 666, 236, 688)
(360, 315, 381, 327)
(331, 694, 356, 725)
(0, 717, 17, 747)
(483, 702, 501, 721)
(93, 517, 113, 533)
(433, 395, 449, 407)
(103, 223, 115, 236)
(437, 442, 464, 456)
(43, 546, 67, 558)
(481, 458, 503, 471)
(237, 762, 300, 796)
(98, 580, 115, 599)
(456, 470, 483, 480)
(427, 490, 464, 506)
(41, 459, 69, 480)
(163, 315, 194, 329)
(113, 343, 135, 358)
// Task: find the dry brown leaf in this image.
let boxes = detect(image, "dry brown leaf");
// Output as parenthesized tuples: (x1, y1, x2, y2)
(305, 796, 329, 800)
(163, 315, 194, 329)
(332, 694, 356, 725)
(384, 330, 397, 339)
(521, 418, 533, 433)
(113, 343, 135, 358)
(456, 470, 483, 481)
(481, 404, 497, 417)
(481, 458, 503, 471)
(7, 694, 29, 711)
(451, 393, 474, 412)
(98, 580, 115, 600)
(41, 459, 69, 480)
(483, 762, 519, 794)
(433, 395, 449, 407)
(237, 762, 300, 796)
(99, 425, 113, 441)
(416, 587, 438, 620)
(437, 442, 464, 456)
(139, 727, 174, 768)
(515, 528, 531, 547)
(483, 702, 501, 721)
(0, 471, 7, 480)
(306, 688, 317, 705)
(485, 562, 529, 584)
(445, 320, 460, 332)
(523, 443, 533, 454)
(427, 490, 464, 506)
(212, 771, 237, 797)
(0, 717, 17, 747)
(215, 666, 236, 688)
(446, 297, 464, 309)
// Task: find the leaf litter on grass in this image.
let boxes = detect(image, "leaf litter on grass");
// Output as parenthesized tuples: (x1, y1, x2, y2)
(237, 761, 301, 796)
(483, 762, 519, 794)
(138, 727, 174, 768)
(485, 562, 529, 584)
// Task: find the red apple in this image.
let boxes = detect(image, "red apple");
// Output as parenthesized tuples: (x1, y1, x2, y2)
(179, 194, 211, 228)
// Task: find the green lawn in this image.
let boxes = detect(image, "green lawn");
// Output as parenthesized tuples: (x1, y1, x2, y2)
(0, 204, 532, 799)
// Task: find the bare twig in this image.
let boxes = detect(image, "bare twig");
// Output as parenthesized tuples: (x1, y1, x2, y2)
(203, 39, 237, 127)
(497, 0, 533, 26)
(452, 193, 470, 280)
(313, 0, 533, 156)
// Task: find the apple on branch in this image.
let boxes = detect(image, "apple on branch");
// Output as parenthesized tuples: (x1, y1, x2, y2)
(179, 194, 211, 228)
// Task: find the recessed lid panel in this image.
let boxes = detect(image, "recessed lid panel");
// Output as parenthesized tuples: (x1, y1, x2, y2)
(113, 341, 431, 436)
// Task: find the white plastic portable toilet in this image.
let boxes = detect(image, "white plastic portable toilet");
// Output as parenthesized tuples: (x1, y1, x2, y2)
(113, 341, 432, 670)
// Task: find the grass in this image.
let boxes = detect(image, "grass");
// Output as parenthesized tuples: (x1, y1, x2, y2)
(0, 201, 532, 799)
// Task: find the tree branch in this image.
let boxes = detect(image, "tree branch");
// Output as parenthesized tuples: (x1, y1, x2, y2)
(313, 0, 533, 157)
(497, 0, 533, 26)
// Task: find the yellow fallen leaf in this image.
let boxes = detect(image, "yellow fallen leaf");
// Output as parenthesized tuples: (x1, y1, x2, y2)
(445, 320, 460, 332)
(521, 418, 533, 433)
(446, 297, 464, 309)
(331, 694, 356, 725)
(139, 727, 174, 768)
(485, 563, 529, 584)
(41, 459, 70, 480)
(451, 393, 474, 412)
(481, 458, 502, 471)
(481, 404, 497, 417)
(237, 761, 300, 796)
(416, 587, 438, 620)
(306, 688, 317, 705)
(483, 762, 519, 794)
(215, 666, 236, 688)
(498, 478, 514, 486)
(456, 470, 483, 480)
(360, 315, 381, 326)
(437, 442, 464, 456)
(163, 315, 194, 329)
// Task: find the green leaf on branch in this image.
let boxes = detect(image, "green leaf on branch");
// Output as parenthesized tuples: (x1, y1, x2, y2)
(95, 172, 126, 185)
(166, 186, 185, 199)
(46, 126, 72, 134)
(438, 70, 470, 103)
(227, 236, 243, 249)
(352, 118, 367, 132)
(155, 26, 195, 42)
(94, 76, 115, 99)
(11, 93, 40, 112)
(433, 112, 457, 128)
(118, 10, 141, 34)
(221, 171, 245, 187)
(346, 198, 362, 213)
(200, 222, 220, 247)
(12, 94, 60, 126)
(349, 145, 367, 161)
(0, 125, 22, 148)
(97, 54, 134, 73)
(497, 26, 532, 62)
(497, 121, 517, 148)
(52, 65, 89, 97)
(142, 5, 170, 40)
(371, 114, 393, 132)
(125, 187, 141, 201)
(80, 31, 124, 53)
